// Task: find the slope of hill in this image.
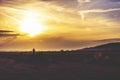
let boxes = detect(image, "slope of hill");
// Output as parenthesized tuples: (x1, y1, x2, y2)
(80, 42, 120, 51)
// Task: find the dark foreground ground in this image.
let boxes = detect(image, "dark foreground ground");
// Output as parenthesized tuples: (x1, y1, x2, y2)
(0, 60, 120, 80)
(0, 52, 119, 80)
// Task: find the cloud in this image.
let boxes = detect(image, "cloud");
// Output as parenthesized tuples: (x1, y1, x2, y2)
(0, 30, 13, 32)
(0, 34, 19, 37)
(0, 30, 19, 37)
(77, 0, 91, 3)
(110, 0, 120, 2)
(79, 8, 120, 20)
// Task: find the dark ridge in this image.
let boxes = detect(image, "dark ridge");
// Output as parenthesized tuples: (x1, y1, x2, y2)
(80, 42, 120, 51)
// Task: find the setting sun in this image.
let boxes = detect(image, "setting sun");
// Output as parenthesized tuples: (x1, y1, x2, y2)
(20, 10, 45, 36)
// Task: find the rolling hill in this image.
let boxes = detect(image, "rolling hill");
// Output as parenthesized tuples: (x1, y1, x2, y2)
(79, 42, 120, 52)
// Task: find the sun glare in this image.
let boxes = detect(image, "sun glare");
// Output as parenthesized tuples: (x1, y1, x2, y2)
(20, 10, 45, 36)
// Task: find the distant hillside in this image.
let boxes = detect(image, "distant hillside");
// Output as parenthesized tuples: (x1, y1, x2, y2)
(80, 42, 120, 51)
(71, 38, 120, 50)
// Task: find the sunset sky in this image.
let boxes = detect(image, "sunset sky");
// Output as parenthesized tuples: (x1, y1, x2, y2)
(0, 0, 120, 51)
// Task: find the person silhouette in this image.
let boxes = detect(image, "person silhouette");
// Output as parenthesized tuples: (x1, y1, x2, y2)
(32, 48, 35, 54)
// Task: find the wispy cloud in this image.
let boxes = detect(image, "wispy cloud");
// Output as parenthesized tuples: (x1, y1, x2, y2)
(0, 30, 19, 37)
(110, 0, 120, 2)
(79, 8, 120, 20)
(0, 34, 19, 37)
(0, 30, 13, 32)
(77, 0, 91, 3)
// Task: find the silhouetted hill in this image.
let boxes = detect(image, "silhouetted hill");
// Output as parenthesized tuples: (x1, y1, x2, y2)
(80, 42, 120, 51)
(96, 38, 120, 43)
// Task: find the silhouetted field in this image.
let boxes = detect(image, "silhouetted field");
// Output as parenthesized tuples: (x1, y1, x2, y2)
(0, 50, 119, 80)
(0, 42, 119, 80)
